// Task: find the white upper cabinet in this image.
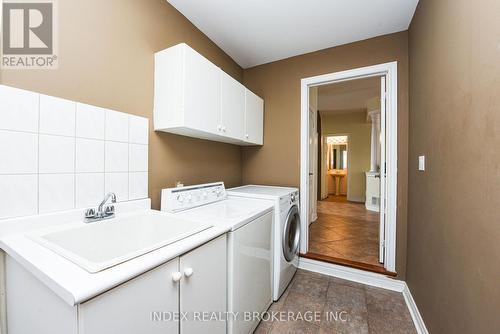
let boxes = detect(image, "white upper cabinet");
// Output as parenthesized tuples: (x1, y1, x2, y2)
(220, 71, 245, 141)
(244, 89, 264, 145)
(183, 46, 221, 135)
(154, 43, 220, 136)
(154, 43, 263, 146)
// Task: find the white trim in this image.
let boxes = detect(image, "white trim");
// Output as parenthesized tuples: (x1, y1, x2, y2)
(299, 257, 405, 292)
(299, 257, 428, 334)
(403, 284, 429, 334)
(300, 61, 398, 272)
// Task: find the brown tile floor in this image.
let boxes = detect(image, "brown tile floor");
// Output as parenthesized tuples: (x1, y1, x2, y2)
(308, 196, 382, 267)
(254, 269, 417, 334)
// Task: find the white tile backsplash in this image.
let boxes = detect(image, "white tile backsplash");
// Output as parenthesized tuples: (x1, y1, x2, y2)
(129, 172, 148, 200)
(76, 173, 105, 208)
(0, 130, 38, 174)
(0, 174, 38, 219)
(105, 110, 129, 142)
(129, 115, 149, 144)
(39, 174, 75, 214)
(105, 173, 129, 202)
(76, 103, 106, 140)
(0, 85, 149, 219)
(105, 141, 129, 172)
(39, 134, 75, 173)
(39, 95, 76, 136)
(129, 144, 148, 172)
(76, 138, 104, 173)
(0, 85, 39, 133)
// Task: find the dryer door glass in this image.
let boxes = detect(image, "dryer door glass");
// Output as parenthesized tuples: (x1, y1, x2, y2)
(282, 205, 301, 262)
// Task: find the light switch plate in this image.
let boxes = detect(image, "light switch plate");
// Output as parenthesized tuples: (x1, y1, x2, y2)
(418, 155, 425, 171)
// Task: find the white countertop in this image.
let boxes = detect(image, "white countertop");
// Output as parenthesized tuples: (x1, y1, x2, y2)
(0, 197, 273, 306)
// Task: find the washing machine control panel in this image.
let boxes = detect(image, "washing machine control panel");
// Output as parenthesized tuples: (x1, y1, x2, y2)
(161, 182, 226, 213)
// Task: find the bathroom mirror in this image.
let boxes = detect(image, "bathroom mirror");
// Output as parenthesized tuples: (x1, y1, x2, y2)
(331, 144, 347, 170)
(326, 136, 348, 170)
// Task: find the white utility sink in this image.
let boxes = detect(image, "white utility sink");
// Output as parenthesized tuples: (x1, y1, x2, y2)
(30, 211, 212, 273)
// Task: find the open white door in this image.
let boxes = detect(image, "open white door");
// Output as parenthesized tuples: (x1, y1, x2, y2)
(321, 136, 328, 199)
(379, 76, 387, 263)
(308, 106, 318, 224)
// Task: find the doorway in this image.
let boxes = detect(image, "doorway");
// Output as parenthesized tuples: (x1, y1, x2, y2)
(300, 62, 398, 274)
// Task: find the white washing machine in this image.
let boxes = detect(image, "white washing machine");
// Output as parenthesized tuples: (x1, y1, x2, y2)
(227, 185, 300, 301)
(161, 182, 274, 334)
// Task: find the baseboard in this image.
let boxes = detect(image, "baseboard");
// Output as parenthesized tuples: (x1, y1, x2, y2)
(299, 257, 405, 292)
(299, 257, 428, 334)
(347, 195, 365, 203)
(365, 204, 380, 212)
(402, 284, 429, 334)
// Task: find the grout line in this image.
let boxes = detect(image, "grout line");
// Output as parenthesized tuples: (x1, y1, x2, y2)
(36, 93, 40, 215)
(127, 115, 130, 201)
(0, 128, 38, 135)
(103, 112, 107, 199)
(73, 101, 77, 210)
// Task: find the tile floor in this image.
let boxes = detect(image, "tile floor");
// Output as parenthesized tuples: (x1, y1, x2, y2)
(308, 196, 382, 267)
(254, 269, 417, 334)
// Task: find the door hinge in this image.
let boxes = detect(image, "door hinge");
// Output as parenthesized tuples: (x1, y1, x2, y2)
(380, 240, 385, 248)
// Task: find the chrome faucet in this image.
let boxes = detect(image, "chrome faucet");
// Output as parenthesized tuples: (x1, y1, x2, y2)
(84, 192, 116, 223)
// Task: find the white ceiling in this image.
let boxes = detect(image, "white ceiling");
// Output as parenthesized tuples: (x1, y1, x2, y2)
(167, 0, 419, 68)
(318, 76, 380, 112)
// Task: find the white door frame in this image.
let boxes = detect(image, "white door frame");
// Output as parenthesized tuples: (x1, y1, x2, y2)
(300, 61, 398, 272)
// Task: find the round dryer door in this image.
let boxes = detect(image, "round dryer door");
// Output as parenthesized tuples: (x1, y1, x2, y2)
(282, 205, 301, 262)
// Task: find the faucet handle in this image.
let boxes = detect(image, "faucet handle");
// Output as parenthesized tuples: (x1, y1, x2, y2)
(85, 208, 96, 218)
(104, 205, 115, 215)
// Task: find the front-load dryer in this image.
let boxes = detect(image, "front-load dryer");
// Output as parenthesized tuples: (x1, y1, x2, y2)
(227, 185, 300, 301)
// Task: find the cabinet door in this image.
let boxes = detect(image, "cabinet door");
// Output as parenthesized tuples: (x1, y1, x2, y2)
(183, 46, 221, 135)
(220, 71, 245, 140)
(79, 259, 180, 334)
(244, 89, 264, 145)
(180, 235, 227, 334)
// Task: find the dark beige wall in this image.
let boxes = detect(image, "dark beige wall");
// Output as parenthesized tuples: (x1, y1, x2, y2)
(242, 32, 409, 278)
(407, 0, 500, 333)
(0, 0, 243, 210)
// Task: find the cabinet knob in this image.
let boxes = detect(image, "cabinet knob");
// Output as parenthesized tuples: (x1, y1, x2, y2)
(222, 126, 226, 132)
(217, 124, 222, 131)
(184, 267, 194, 277)
(245, 134, 249, 138)
(172, 272, 182, 282)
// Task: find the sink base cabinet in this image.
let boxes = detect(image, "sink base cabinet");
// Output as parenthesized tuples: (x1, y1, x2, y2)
(6, 256, 78, 334)
(5, 235, 227, 334)
(180, 233, 227, 334)
(78, 258, 180, 334)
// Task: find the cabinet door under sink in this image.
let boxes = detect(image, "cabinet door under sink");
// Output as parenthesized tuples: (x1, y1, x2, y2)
(180, 235, 227, 334)
(78, 258, 180, 334)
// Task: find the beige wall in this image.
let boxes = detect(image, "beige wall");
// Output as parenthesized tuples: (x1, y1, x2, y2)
(242, 32, 409, 277)
(321, 111, 371, 202)
(407, 0, 500, 332)
(0, 0, 243, 210)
